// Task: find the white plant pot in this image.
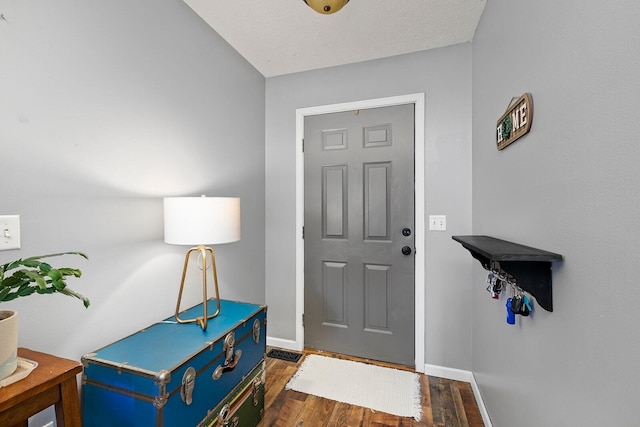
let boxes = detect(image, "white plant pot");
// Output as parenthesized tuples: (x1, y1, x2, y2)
(0, 309, 18, 380)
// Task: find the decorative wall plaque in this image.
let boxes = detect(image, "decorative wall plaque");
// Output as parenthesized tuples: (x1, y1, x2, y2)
(496, 93, 533, 150)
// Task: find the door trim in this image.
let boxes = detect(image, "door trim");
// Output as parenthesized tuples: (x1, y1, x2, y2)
(295, 93, 425, 373)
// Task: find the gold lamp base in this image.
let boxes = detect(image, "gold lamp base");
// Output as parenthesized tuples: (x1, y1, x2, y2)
(174, 245, 221, 331)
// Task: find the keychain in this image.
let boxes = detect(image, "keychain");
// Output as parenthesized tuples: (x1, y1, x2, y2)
(519, 295, 532, 316)
(510, 293, 523, 313)
(492, 278, 504, 298)
(486, 272, 498, 298)
(486, 271, 506, 299)
(506, 298, 515, 325)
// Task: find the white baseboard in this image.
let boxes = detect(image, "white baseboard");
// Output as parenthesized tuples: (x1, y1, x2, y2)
(470, 373, 492, 427)
(424, 363, 474, 382)
(424, 364, 492, 427)
(266, 336, 301, 351)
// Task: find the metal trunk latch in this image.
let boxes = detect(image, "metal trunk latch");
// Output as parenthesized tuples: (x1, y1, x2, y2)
(181, 367, 196, 405)
(213, 332, 242, 380)
(218, 404, 240, 427)
(218, 404, 230, 425)
(224, 332, 235, 364)
(252, 318, 261, 343)
(252, 376, 261, 406)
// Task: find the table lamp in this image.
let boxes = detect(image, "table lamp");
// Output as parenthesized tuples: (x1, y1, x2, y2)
(164, 196, 240, 330)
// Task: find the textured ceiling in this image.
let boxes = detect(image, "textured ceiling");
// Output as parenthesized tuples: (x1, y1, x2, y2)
(183, 0, 486, 77)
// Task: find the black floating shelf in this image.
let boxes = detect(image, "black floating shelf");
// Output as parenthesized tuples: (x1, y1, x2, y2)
(452, 235, 563, 312)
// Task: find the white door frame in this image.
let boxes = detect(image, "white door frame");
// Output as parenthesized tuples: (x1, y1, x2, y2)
(295, 93, 425, 372)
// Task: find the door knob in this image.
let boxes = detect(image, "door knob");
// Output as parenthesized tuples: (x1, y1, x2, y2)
(401, 246, 412, 256)
(402, 228, 412, 237)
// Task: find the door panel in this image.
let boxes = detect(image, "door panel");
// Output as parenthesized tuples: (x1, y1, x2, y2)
(364, 263, 391, 333)
(304, 104, 415, 366)
(322, 165, 348, 238)
(323, 261, 347, 326)
(364, 162, 391, 240)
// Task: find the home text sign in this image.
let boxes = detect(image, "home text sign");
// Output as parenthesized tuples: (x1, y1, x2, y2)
(496, 93, 533, 150)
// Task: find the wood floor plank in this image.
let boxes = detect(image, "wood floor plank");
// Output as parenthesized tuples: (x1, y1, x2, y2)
(326, 402, 351, 426)
(269, 396, 305, 427)
(259, 348, 484, 427)
(293, 394, 336, 426)
(451, 381, 470, 427)
(457, 383, 485, 427)
(428, 376, 447, 426)
(419, 374, 435, 426)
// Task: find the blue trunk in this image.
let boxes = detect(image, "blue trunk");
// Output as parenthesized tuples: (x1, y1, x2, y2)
(82, 299, 267, 427)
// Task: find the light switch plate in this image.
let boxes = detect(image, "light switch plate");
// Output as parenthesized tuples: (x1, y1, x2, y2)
(429, 215, 447, 231)
(0, 215, 21, 250)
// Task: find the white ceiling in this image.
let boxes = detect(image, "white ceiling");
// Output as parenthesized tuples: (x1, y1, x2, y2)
(183, 0, 487, 78)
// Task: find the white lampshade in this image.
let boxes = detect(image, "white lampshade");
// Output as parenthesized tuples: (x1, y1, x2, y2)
(164, 196, 240, 246)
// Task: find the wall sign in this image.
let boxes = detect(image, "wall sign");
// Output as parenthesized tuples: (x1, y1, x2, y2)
(496, 93, 533, 150)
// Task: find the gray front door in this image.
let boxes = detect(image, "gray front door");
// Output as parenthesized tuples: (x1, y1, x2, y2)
(304, 104, 415, 366)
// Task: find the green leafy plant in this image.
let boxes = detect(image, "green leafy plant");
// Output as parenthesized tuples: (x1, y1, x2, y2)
(0, 252, 89, 308)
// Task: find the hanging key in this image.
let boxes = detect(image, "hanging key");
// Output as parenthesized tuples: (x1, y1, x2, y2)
(506, 298, 516, 325)
(486, 272, 498, 298)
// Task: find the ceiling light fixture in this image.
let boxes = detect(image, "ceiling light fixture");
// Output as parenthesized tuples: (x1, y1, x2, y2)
(304, 0, 350, 14)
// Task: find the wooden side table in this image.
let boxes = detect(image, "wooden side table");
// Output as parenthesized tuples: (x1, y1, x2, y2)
(0, 348, 82, 427)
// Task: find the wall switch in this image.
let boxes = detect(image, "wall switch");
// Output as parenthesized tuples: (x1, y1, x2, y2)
(429, 215, 446, 231)
(0, 215, 21, 250)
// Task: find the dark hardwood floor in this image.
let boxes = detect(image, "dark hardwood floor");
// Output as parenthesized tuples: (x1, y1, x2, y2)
(259, 349, 484, 427)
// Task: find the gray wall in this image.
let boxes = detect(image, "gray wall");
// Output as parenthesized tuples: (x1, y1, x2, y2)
(0, 1, 264, 424)
(7, 0, 634, 424)
(265, 45, 474, 370)
(471, 1, 640, 425)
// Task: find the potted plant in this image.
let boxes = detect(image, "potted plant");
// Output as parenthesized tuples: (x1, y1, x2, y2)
(0, 252, 89, 380)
